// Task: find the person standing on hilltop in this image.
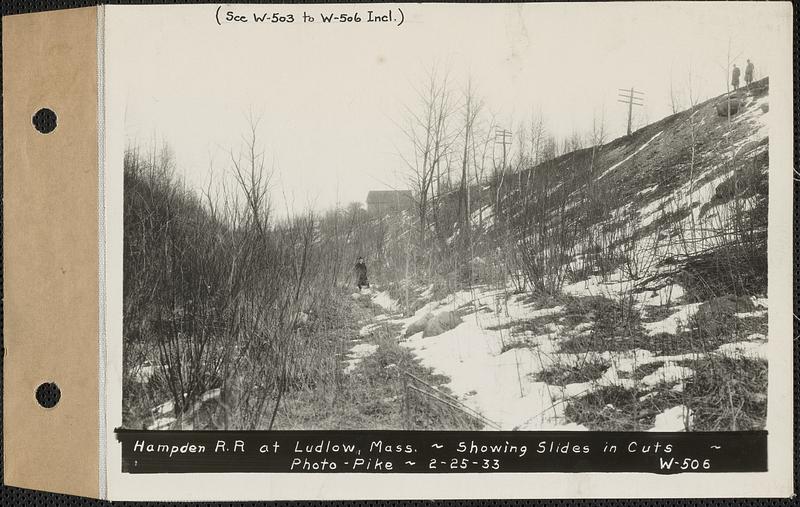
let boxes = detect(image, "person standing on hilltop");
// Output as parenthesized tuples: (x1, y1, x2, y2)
(354, 256, 370, 290)
(745, 59, 755, 87)
(731, 64, 741, 90)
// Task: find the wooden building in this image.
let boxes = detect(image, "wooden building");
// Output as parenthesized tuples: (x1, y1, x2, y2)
(366, 190, 414, 216)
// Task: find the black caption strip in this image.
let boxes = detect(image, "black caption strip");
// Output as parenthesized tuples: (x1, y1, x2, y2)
(115, 430, 766, 474)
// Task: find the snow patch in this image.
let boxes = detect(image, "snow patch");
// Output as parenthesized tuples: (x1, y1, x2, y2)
(636, 184, 659, 196)
(419, 284, 434, 299)
(371, 290, 399, 312)
(344, 343, 379, 373)
(643, 303, 702, 336)
(131, 361, 157, 383)
(597, 131, 663, 180)
(398, 287, 577, 430)
(359, 323, 382, 337)
(716, 340, 767, 360)
(736, 310, 767, 319)
(640, 362, 694, 386)
(650, 405, 693, 432)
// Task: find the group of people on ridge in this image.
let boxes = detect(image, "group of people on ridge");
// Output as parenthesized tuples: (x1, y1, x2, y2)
(731, 59, 756, 90)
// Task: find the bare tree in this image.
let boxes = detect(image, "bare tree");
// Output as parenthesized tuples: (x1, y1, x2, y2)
(470, 113, 497, 230)
(457, 78, 484, 255)
(398, 69, 456, 246)
(229, 112, 273, 236)
(588, 107, 607, 180)
(669, 68, 682, 114)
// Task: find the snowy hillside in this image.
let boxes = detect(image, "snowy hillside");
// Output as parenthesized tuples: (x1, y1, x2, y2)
(350, 79, 769, 432)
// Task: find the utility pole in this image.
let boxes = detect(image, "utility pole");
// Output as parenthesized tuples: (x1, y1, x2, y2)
(494, 128, 512, 171)
(493, 128, 512, 223)
(617, 87, 644, 135)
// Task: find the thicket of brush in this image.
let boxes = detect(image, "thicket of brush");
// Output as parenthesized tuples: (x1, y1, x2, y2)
(121, 132, 436, 429)
(122, 138, 477, 430)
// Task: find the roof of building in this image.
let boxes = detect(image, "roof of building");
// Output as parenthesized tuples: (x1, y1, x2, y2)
(366, 190, 413, 203)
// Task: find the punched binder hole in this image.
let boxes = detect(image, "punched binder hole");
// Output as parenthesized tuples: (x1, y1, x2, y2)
(35, 382, 61, 408)
(32, 108, 57, 134)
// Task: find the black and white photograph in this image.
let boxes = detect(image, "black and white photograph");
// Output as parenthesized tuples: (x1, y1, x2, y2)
(117, 3, 780, 437)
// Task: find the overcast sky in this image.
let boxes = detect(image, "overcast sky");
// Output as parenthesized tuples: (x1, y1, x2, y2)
(109, 3, 787, 214)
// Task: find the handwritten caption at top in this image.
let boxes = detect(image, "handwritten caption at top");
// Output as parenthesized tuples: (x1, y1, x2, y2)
(215, 6, 405, 27)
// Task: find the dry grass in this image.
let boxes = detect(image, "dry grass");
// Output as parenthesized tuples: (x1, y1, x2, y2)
(534, 358, 611, 386)
(564, 385, 683, 431)
(681, 355, 767, 431)
(272, 295, 481, 430)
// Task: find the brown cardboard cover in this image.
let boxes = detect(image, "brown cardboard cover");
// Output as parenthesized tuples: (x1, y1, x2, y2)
(3, 6, 100, 497)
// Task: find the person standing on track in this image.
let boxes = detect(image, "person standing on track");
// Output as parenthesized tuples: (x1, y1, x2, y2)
(354, 256, 369, 290)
